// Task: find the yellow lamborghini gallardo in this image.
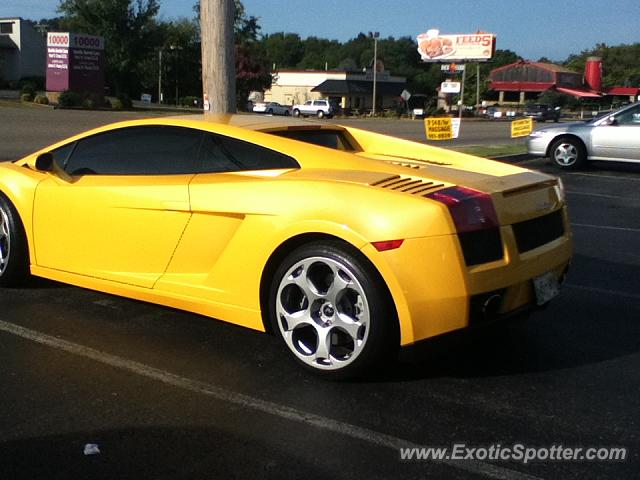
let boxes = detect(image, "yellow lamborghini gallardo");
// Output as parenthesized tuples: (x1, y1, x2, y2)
(0, 114, 571, 378)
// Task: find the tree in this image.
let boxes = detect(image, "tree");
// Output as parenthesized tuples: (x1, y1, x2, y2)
(57, 0, 161, 96)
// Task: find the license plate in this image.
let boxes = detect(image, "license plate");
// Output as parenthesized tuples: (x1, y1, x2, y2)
(533, 271, 560, 305)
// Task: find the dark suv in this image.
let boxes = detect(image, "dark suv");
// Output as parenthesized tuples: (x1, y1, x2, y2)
(524, 104, 561, 122)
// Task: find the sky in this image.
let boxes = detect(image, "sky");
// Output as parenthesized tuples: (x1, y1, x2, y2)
(1, 0, 639, 61)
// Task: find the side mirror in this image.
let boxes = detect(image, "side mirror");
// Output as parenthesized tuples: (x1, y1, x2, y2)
(35, 152, 54, 172)
(607, 116, 618, 126)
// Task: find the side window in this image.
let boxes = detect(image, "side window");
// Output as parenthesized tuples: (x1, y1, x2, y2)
(50, 141, 77, 166)
(200, 133, 299, 173)
(64, 126, 203, 175)
(304, 101, 312, 106)
(615, 105, 640, 125)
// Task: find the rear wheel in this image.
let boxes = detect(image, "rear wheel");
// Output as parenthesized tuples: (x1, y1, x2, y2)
(269, 241, 397, 379)
(293, 109, 301, 118)
(284, 110, 290, 116)
(0, 193, 30, 286)
(267, 108, 273, 115)
(550, 137, 586, 170)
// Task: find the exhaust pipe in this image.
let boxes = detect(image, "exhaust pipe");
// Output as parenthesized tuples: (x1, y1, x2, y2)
(482, 294, 502, 318)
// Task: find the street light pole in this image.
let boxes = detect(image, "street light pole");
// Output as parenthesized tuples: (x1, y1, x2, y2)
(158, 49, 162, 104)
(369, 31, 380, 116)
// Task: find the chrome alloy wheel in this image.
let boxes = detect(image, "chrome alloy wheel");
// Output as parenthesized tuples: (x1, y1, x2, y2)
(275, 256, 370, 370)
(0, 207, 10, 275)
(553, 142, 578, 166)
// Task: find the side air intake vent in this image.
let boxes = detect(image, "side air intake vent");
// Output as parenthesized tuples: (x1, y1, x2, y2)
(370, 175, 445, 196)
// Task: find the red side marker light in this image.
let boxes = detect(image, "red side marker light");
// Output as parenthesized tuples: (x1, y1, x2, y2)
(372, 239, 404, 251)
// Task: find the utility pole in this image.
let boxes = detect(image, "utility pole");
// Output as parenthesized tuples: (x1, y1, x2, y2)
(200, 0, 236, 113)
(369, 31, 380, 116)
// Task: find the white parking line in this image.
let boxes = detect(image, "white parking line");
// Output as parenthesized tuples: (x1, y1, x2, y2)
(565, 172, 640, 182)
(565, 284, 640, 301)
(566, 190, 639, 201)
(0, 319, 540, 480)
(571, 223, 640, 233)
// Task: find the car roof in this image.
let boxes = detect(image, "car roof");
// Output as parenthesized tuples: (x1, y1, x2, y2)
(168, 113, 339, 132)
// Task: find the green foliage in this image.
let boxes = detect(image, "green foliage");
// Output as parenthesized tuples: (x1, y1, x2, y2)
(34, 95, 50, 105)
(58, 90, 83, 107)
(566, 42, 640, 88)
(180, 96, 199, 107)
(20, 93, 34, 102)
(110, 97, 123, 110)
(57, 0, 161, 97)
(20, 83, 36, 97)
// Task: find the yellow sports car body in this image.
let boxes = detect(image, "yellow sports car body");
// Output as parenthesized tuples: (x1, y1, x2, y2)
(0, 114, 572, 378)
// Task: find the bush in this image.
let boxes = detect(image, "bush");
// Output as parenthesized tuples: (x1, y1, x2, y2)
(20, 83, 36, 97)
(20, 93, 33, 102)
(34, 95, 49, 105)
(116, 94, 132, 109)
(110, 98, 123, 110)
(180, 96, 199, 107)
(58, 90, 83, 107)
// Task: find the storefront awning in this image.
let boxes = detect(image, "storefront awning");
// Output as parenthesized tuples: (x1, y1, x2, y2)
(555, 87, 601, 98)
(312, 79, 405, 96)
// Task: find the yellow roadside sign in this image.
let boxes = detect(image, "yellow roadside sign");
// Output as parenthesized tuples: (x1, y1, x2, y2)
(425, 117, 453, 140)
(511, 117, 534, 138)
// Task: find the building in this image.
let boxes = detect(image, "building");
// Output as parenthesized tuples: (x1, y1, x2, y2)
(0, 18, 46, 83)
(264, 69, 406, 112)
(489, 59, 639, 104)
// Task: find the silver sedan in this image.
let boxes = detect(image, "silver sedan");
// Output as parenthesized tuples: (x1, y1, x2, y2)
(527, 102, 640, 170)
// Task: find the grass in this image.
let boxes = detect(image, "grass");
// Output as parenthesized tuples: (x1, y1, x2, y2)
(0, 98, 50, 109)
(449, 143, 528, 158)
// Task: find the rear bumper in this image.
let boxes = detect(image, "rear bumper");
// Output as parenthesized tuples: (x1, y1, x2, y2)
(364, 207, 572, 345)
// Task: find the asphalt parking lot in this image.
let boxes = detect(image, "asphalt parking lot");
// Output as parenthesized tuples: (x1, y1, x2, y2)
(0, 107, 638, 479)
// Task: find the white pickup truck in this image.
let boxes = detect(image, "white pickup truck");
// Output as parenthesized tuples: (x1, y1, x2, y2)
(292, 99, 338, 119)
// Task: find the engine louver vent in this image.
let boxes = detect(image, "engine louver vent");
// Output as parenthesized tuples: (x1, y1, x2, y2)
(370, 175, 445, 196)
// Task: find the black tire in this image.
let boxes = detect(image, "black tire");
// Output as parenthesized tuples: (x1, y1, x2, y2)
(549, 137, 587, 170)
(0, 193, 30, 287)
(292, 109, 301, 118)
(267, 108, 273, 115)
(317, 110, 325, 119)
(268, 240, 398, 379)
(284, 110, 290, 116)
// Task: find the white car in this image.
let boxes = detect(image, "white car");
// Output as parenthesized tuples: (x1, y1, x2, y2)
(292, 99, 338, 119)
(252, 102, 290, 116)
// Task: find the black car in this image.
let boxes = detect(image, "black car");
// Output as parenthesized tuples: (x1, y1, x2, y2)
(524, 104, 561, 122)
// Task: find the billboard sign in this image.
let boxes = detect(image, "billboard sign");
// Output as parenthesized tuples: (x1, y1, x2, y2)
(441, 81, 461, 94)
(417, 29, 495, 62)
(46, 32, 105, 94)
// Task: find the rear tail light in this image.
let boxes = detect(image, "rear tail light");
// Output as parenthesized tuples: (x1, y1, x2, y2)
(425, 186, 498, 233)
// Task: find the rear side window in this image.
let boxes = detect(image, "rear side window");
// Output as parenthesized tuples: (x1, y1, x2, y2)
(270, 129, 360, 152)
(64, 126, 203, 175)
(200, 133, 299, 172)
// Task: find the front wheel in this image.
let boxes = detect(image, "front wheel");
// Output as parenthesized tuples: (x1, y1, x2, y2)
(317, 110, 325, 119)
(0, 193, 30, 287)
(550, 137, 586, 170)
(268, 241, 397, 379)
(292, 109, 301, 118)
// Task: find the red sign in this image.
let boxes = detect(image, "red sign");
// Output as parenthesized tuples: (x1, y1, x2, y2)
(417, 29, 495, 62)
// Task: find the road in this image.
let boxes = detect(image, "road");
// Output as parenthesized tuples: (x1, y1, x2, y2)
(0, 107, 638, 479)
(0, 106, 522, 161)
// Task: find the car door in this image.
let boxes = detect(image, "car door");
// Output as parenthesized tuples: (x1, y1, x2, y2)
(33, 125, 202, 287)
(590, 104, 640, 161)
(300, 100, 313, 115)
(155, 131, 299, 305)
